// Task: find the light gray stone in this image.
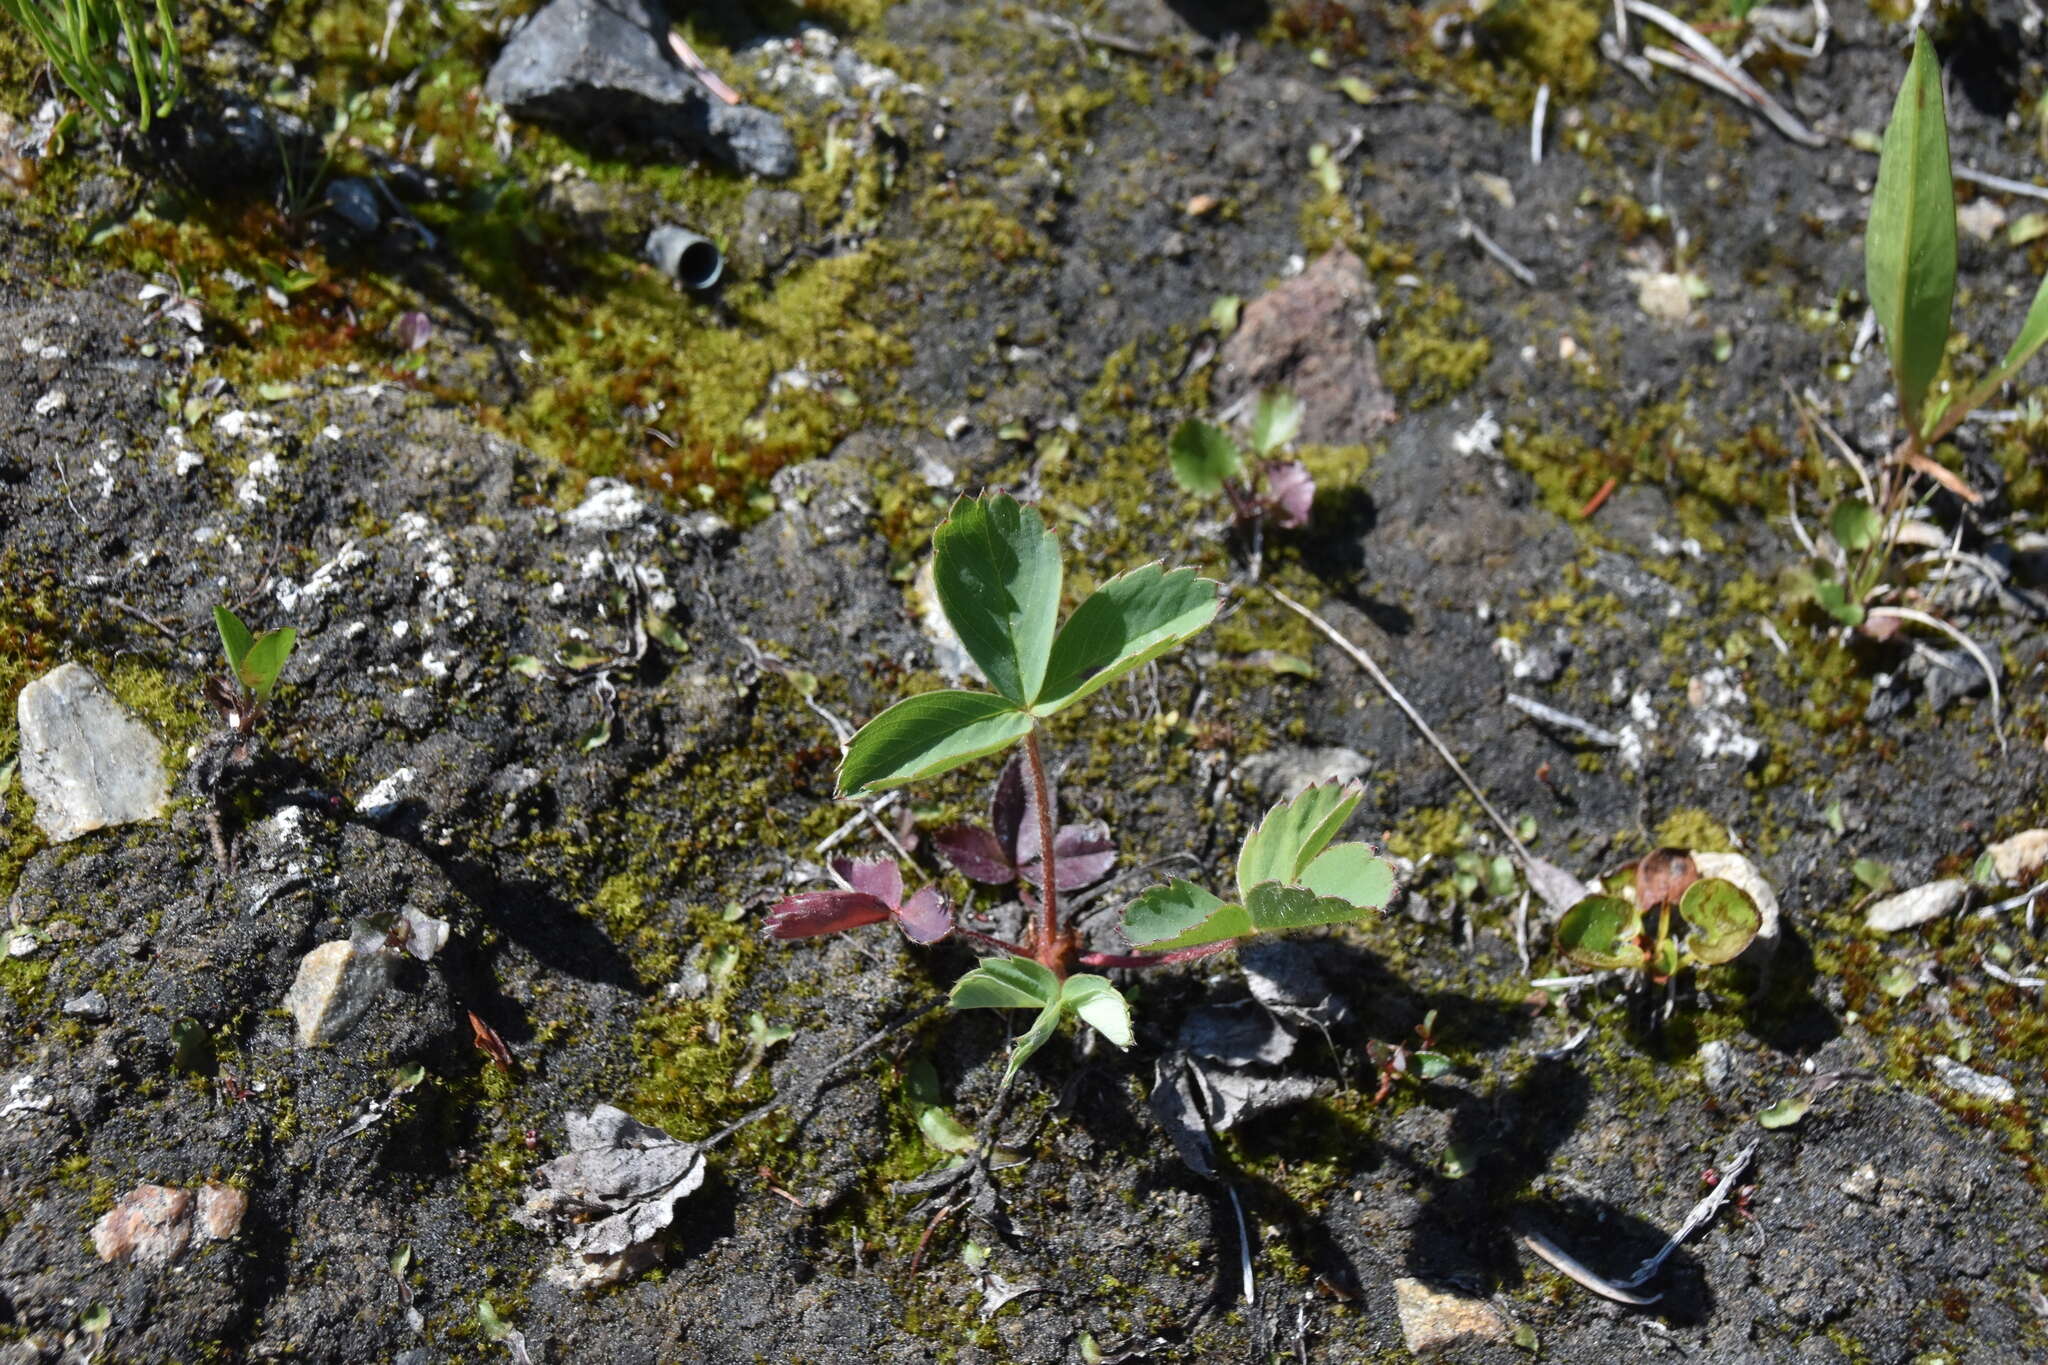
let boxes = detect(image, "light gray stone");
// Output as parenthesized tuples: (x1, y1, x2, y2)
(1865, 878, 1968, 933)
(284, 939, 394, 1046)
(16, 663, 170, 842)
(1237, 744, 1369, 802)
(62, 990, 109, 1020)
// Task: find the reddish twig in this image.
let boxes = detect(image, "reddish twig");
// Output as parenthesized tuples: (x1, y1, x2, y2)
(1576, 475, 1619, 519)
(1023, 729, 1065, 972)
(1078, 940, 1240, 970)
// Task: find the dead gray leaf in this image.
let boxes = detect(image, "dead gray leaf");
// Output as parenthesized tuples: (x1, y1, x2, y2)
(1181, 1002, 1296, 1068)
(1190, 1062, 1325, 1132)
(978, 1272, 1045, 1320)
(1240, 940, 1353, 1034)
(514, 1105, 705, 1289)
(1150, 1057, 1218, 1179)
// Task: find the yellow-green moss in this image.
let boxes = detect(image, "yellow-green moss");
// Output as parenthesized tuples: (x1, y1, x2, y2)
(1655, 808, 1733, 854)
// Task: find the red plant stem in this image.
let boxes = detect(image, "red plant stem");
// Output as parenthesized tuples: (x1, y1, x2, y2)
(1022, 728, 1063, 971)
(1077, 940, 1239, 970)
(957, 928, 1033, 958)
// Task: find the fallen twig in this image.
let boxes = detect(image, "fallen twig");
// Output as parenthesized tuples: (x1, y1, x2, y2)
(1623, 0, 1825, 148)
(1522, 1231, 1662, 1305)
(668, 29, 742, 105)
(1458, 217, 1539, 287)
(1507, 693, 1624, 749)
(1268, 588, 1591, 913)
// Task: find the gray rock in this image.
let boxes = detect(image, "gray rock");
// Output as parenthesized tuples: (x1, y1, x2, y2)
(1865, 878, 1968, 933)
(1698, 1039, 1734, 1093)
(324, 177, 382, 233)
(484, 0, 796, 177)
(284, 939, 395, 1046)
(1908, 646, 2001, 715)
(728, 187, 808, 277)
(61, 990, 109, 1020)
(16, 663, 171, 843)
(1236, 744, 1369, 803)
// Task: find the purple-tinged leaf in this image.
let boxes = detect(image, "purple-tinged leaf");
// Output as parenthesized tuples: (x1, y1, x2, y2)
(894, 888, 955, 944)
(932, 825, 1017, 884)
(988, 754, 1027, 862)
(393, 310, 434, 352)
(1047, 822, 1118, 890)
(1013, 761, 1061, 868)
(1264, 461, 1315, 530)
(767, 892, 891, 939)
(833, 856, 903, 906)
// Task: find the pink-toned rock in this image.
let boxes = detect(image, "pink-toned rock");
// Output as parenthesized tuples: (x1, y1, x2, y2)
(93, 1184, 194, 1268)
(92, 1181, 248, 1267)
(196, 1182, 249, 1240)
(1215, 247, 1396, 445)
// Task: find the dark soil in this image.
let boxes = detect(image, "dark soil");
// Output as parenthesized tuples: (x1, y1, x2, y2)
(4, 2, 2048, 1362)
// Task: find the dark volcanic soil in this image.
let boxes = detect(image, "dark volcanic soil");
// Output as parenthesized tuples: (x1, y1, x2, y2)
(4, 1, 2048, 1362)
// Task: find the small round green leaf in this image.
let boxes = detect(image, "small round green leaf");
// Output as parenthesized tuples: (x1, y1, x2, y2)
(1680, 877, 1762, 965)
(1554, 895, 1647, 971)
(1758, 1095, 1810, 1129)
(1830, 499, 1882, 553)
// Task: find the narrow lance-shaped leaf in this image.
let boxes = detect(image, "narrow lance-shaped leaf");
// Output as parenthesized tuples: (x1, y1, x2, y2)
(1942, 271, 2048, 437)
(1866, 29, 1956, 435)
(214, 605, 255, 673)
(239, 628, 297, 700)
(1169, 418, 1244, 495)
(931, 493, 1063, 707)
(837, 690, 1033, 798)
(1035, 564, 1220, 715)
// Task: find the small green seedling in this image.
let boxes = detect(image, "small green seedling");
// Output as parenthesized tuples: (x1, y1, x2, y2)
(1554, 849, 1761, 983)
(194, 606, 299, 872)
(208, 605, 297, 736)
(769, 492, 1394, 1082)
(1170, 389, 1316, 579)
(1797, 31, 2042, 738)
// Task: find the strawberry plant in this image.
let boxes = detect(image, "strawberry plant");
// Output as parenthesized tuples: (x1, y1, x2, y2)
(768, 492, 1395, 1079)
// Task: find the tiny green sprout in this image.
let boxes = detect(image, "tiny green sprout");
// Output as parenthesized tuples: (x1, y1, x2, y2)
(208, 605, 298, 736)
(1120, 780, 1395, 951)
(195, 606, 302, 873)
(1553, 849, 1761, 984)
(1168, 389, 1316, 579)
